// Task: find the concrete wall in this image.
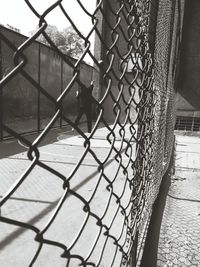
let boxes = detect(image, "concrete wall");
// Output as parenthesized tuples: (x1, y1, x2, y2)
(1, 28, 39, 123)
(0, 26, 94, 132)
(177, 0, 200, 117)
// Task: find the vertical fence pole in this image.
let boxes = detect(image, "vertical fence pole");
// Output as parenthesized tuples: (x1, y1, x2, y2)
(192, 115, 195, 131)
(129, 231, 139, 267)
(60, 58, 63, 128)
(0, 35, 3, 141)
(0, 32, 1, 216)
(37, 43, 41, 133)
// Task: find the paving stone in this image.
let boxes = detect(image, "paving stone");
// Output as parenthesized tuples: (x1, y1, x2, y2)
(155, 134, 200, 266)
(141, 134, 200, 267)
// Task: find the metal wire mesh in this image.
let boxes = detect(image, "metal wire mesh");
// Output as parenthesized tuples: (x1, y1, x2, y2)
(0, 0, 184, 266)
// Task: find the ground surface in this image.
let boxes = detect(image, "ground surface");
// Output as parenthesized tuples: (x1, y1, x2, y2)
(141, 133, 200, 267)
(0, 124, 135, 267)
(1, 129, 200, 266)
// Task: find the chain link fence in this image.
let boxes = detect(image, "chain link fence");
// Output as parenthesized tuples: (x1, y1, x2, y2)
(0, 0, 185, 266)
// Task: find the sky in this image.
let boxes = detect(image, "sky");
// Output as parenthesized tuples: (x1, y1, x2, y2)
(0, 0, 96, 62)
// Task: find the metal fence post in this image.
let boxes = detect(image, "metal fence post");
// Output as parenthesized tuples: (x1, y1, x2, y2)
(37, 43, 41, 133)
(60, 58, 63, 128)
(129, 231, 139, 267)
(0, 33, 3, 141)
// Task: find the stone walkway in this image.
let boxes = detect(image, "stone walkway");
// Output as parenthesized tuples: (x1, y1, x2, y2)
(141, 133, 200, 267)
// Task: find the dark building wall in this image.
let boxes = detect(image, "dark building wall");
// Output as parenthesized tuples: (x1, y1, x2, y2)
(1, 28, 39, 122)
(0, 26, 94, 129)
(177, 0, 200, 117)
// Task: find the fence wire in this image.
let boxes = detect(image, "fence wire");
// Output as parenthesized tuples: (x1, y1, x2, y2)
(0, 0, 184, 266)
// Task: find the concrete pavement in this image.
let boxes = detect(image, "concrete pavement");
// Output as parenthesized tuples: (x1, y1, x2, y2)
(2, 125, 199, 267)
(141, 132, 200, 267)
(0, 123, 136, 267)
